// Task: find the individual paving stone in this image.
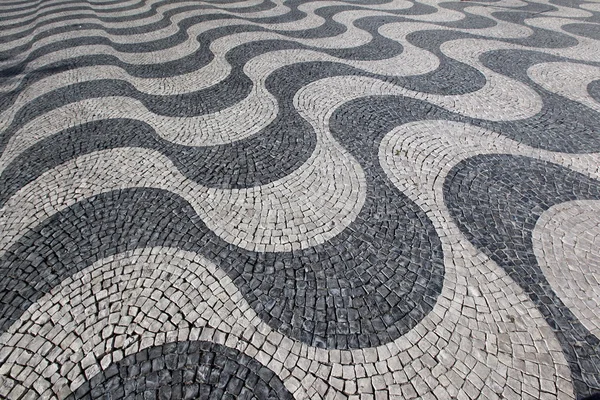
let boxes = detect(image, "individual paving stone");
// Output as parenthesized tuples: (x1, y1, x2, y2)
(66, 340, 294, 400)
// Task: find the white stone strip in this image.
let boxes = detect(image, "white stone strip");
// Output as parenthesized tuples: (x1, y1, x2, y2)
(0, 143, 365, 253)
(533, 201, 600, 339)
(528, 62, 600, 112)
(524, 17, 600, 62)
(0, 0, 272, 37)
(0, 248, 310, 398)
(580, 2, 600, 12)
(0, 0, 411, 52)
(0, 239, 576, 399)
(377, 120, 587, 399)
(0, 0, 144, 18)
(0, 57, 541, 169)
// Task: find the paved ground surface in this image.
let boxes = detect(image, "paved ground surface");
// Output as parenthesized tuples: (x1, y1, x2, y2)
(0, 0, 600, 398)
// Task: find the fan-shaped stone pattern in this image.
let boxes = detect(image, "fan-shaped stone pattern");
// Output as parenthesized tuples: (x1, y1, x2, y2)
(479, 50, 600, 153)
(443, 154, 600, 395)
(67, 341, 294, 400)
(0, 186, 444, 350)
(533, 201, 600, 339)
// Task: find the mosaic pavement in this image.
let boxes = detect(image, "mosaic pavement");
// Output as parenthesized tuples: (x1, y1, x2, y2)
(0, 0, 600, 398)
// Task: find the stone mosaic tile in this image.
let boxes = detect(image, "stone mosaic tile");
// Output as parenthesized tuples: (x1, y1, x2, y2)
(1, 0, 600, 398)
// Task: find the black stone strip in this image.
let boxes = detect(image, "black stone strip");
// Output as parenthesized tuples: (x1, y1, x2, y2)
(377, 0, 438, 16)
(0, 2, 277, 57)
(443, 154, 600, 397)
(0, 5, 403, 93)
(401, 29, 487, 95)
(0, 12, 251, 60)
(562, 22, 600, 41)
(0, 6, 133, 26)
(0, 3, 582, 117)
(0, 0, 277, 47)
(324, 15, 409, 61)
(548, 0, 598, 17)
(0, 59, 354, 191)
(67, 341, 294, 400)
(0, 5, 164, 31)
(5, 0, 552, 74)
(9, 0, 133, 8)
(490, 10, 580, 48)
(0, 3, 120, 23)
(0, 50, 476, 195)
(488, 0, 558, 14)
(588, 79, 600, 104)
(0, 172, 444, 349)
(271, 2, 352, 40)
(0, 0, 271, 32)
(0, 0, 274, 44)
(5, 42, 600, 199)
(0, 12, 412, 116)
(0, 0, 425, 53)
(0, 26, 485, 144)
(0, 57, 314, 192)
(0, 0, 154, 23)
(0, 0, 115, 12)
(437, 1, 499, 30)
(0, 24, 278, 106)
(479, 49, 600, 153)
(330, 48, 600, 154)
(1, 26, 596, 197)
(0, 0, 398, 63)
(4, 37, 599, 199)
(6, 0, 571, 103)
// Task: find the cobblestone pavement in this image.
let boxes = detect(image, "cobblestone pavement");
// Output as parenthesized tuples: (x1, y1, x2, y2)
(0, 0, 600, 398)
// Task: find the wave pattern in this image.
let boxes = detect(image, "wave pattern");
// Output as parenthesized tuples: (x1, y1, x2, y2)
(1, 0, 600, 398)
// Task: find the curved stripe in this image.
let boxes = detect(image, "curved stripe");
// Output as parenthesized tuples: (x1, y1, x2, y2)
(0, 134, 365, 253)
(527, 61, 600, 112)
(523, 17, 600, 62)
(1, 1, 599, 397)
(0, 242, 573, 399)
(330, 91, 600, 395)
(534, 201, 600, 339)
(70, 341, 295, 399)
(443, 154, 600, 395)
(0, 248, 292, 398)
(0, 0, 147, 20)
(0, 0, 274, 35)
(0, 57, 540, 172)
(0, 179, 443, 349)
(0, 0, 413, 52)
(378, 121, 577, 400)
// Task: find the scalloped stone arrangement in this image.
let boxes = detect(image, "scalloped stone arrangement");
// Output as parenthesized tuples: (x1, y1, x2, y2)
(1, 0, 600, 398)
